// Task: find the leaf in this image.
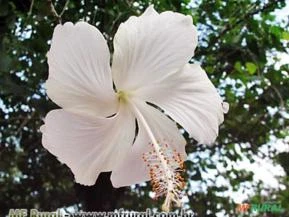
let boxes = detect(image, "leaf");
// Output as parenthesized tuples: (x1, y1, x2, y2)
(234, 61, 242, 73)
(276, 152, 289, 175)
(246, 62, 257, 75)
(0, 52, 12, 72)
(0, 1, 9, 16)
(282, 31, 289, 40)
(270, 26, 282, 38)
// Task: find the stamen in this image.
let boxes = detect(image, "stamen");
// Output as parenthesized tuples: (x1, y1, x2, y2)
(131, 103, 185, 211)
(142, 143, 185, 211)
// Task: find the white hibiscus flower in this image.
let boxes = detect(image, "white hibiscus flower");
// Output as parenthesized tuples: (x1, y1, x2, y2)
(41, 5, 228, 211)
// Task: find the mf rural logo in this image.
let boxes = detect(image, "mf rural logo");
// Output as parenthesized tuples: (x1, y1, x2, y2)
(236, 201, 285, 214)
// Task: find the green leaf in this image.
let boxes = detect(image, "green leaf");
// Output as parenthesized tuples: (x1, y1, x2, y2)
(276, 152, 289, 175)
(234, 61, 242, 73)
(270, 26, 282, 38)
(282, 31, 289, 40)
(0, 52, 12, 72)
(246, 62, 257, 74)
(0, 1, 9, 16)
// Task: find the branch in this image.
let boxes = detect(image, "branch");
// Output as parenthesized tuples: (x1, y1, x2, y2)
(59, 0, 70, 17)
(16, 111, 36, 135)
(28, 0, 35, 16)
(207, 0, 281, 50)
(48, 0, 69, 24)
(271, 85, 285, 109)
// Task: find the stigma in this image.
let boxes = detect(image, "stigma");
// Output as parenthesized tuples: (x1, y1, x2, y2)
(142, 143, 185, 211)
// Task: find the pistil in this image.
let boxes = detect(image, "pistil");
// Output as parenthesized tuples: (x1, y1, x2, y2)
(132, 103, 185, 211)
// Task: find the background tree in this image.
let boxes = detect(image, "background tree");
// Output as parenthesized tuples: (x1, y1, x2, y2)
(0, 0, 288, 216)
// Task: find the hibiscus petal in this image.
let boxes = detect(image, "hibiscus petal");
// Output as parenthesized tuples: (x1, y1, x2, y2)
(111, 100, 186, 187)
(135, 64, 226, 145)
(41, 107, 135, 186)
(47, 22, 117, 118)
(112, 5, 198, 91)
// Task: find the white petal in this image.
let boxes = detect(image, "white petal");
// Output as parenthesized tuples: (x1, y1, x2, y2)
(47, 22, 117, 118)
(142, 5, 159, 17)
(112, 6, 198, 91)
(222, 102, 230, 113)
(135, 64, 226, 145)
(111, 100, 186, 187)
(41, 107, 135, 186)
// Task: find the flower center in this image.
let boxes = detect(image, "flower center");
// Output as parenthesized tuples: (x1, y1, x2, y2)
(117, 90, 130, 104)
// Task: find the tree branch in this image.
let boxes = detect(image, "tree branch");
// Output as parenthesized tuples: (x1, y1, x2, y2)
(207, 0, 281, 50)
(16, 110, 36, 135)
(28, 0, 35, 16)
(271, 85, 285, 109)
(59, 0, 70, 17)
(48, 0, 69, 24)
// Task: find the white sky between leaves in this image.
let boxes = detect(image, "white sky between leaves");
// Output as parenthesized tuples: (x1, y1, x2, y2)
(185, 2, 289, 217)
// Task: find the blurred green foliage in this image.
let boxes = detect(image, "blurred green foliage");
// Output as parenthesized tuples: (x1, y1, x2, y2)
(0, 0, 288, 216)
